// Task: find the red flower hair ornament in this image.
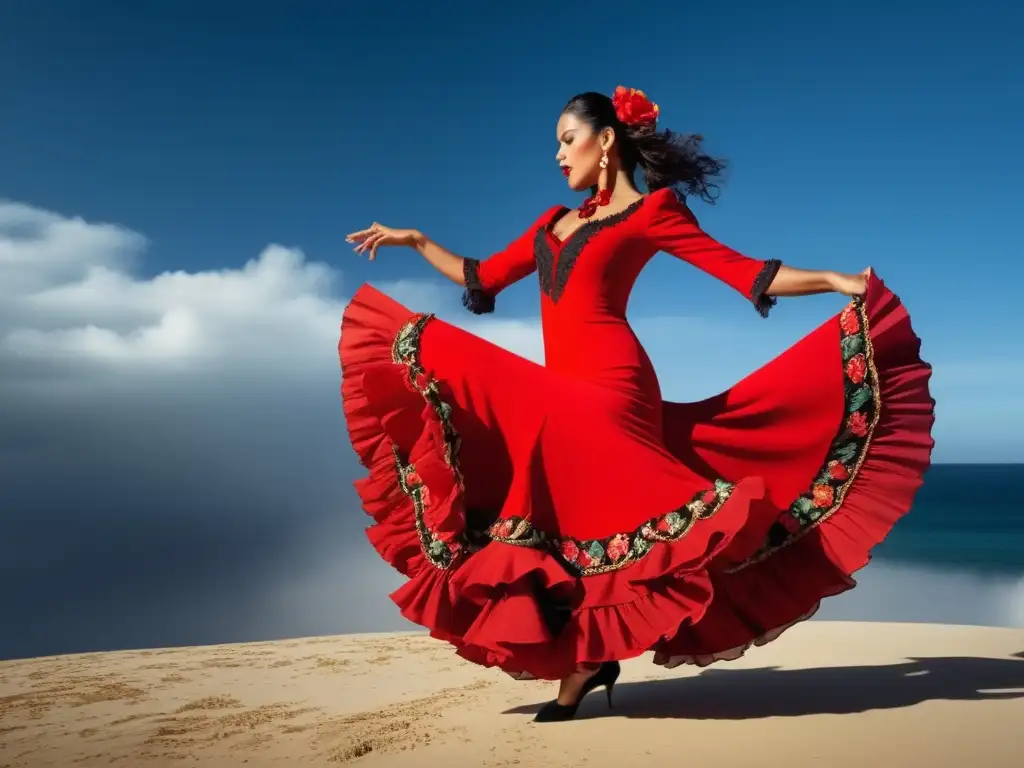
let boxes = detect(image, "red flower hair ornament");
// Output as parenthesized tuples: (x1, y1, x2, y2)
(612, 85, 659, 127)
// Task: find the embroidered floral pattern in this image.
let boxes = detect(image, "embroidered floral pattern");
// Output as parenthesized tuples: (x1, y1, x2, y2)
(390, 313, 464, 569)
(487, 479, 736, 576)
(461, 258, 495, 315)
(535, 198, 648, 303)
(392, 445, 455, 569)
(729, 297, 880, 572)
(488, 516, 547, 548)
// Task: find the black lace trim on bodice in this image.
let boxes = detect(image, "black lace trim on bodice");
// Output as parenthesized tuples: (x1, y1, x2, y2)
(535, 198, 648, 303)
(535, 230, 554, 298)
(751, 259, 783, 317)
(461, 257, 495, 314)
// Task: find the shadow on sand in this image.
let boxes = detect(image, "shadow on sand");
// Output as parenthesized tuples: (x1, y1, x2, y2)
(503, 652, 1024, 720)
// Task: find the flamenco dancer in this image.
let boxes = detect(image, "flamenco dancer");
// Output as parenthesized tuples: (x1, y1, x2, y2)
(341, 86, 934, 722)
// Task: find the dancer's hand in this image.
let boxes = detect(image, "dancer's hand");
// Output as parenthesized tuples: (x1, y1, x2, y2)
(831, 267, 871, 297)
(346, 223, 422, 260)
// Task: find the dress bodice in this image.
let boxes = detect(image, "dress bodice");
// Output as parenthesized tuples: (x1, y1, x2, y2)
(462, 186, 781, 397)
(535, 198, 661, 392)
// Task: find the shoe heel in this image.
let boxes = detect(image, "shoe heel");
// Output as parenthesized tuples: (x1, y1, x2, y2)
(605, 682, 615, 709)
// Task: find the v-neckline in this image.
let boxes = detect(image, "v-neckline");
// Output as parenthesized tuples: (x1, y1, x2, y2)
(533, 193, 655, 304)
(545, 195, 649, 250)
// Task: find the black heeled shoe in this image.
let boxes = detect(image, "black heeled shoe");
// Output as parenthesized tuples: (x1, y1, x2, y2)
(532, 661, 621, 723)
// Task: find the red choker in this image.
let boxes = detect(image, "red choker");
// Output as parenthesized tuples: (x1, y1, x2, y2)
(578, 188, 612, 219)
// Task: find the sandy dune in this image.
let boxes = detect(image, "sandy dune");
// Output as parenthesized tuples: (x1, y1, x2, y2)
(1, 621, 1022, 767)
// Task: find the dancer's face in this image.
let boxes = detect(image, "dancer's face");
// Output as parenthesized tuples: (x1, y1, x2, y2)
(555, 112, 611, 192)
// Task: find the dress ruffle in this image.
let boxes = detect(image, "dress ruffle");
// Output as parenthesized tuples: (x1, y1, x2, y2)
(338, 273, 934, 680)
(652, 273, 935, 666)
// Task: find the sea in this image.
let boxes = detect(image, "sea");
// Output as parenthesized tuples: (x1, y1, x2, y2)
(815, 463, 1024, 628)
(864, 464, 1022, 574)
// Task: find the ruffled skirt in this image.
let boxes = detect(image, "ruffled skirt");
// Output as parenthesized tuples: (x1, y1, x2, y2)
(338, 273, 934, 680)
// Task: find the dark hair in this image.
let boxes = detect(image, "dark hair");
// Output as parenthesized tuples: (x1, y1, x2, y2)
(563, 91, 726, 204)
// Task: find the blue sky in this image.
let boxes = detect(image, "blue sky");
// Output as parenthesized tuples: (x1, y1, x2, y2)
(1, 0, 1022, 460)
(1, 0, 1023, 660)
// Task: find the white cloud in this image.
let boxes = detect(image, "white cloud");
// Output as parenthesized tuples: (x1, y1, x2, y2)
(0, 201, 143, 296)
(1, 207, 341, 374)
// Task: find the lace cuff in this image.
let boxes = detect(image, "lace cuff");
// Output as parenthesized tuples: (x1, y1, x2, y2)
(461, 258, 495, 314)
(751, 259, 782, 318)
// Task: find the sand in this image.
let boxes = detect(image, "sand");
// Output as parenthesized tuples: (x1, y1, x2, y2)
(1, 621, 1021, 767)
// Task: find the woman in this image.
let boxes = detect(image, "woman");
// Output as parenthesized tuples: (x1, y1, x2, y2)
(341, 86, 934, 722)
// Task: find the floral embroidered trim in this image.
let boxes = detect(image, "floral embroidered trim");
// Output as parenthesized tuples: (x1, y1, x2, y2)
(535, 197, 648, 303)
(461, 258, 495, 315)
(751, 259, 782, 318)
(392, 445, 456, 569)
(488, 479, 736, 576)
(487, 516, 547, 548)
(727, 297, 880, 572)
(390, 313, 465, 569)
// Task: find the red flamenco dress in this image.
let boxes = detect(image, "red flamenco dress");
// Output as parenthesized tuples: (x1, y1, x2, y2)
(338, 186, 935, 680)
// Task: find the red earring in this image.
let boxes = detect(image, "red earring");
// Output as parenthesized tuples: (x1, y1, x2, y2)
(579, 153, 613, 219)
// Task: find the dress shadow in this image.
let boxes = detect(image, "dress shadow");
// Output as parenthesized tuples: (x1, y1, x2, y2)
(503, 652, 1024, 720)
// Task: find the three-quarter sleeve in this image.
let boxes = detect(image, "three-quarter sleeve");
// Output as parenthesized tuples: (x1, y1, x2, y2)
(645, 187, 782, 317)
(462, 209, 557, 314)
